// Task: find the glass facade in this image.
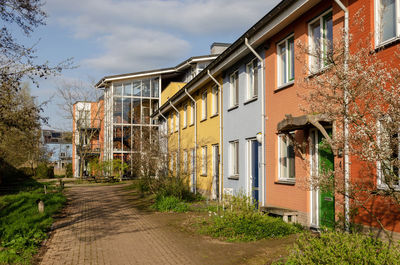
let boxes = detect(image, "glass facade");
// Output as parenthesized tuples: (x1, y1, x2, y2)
(104, 76, 161, 173)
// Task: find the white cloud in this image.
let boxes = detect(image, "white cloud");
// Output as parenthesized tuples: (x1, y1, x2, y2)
(45, 0, 280, 73)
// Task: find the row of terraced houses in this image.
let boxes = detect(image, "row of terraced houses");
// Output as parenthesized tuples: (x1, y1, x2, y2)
(72, 0, 400, 238)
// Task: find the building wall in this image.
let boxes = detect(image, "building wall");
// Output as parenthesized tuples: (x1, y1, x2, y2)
(264, 1, 340, 225)
(166, 78, 221, 198)
(161, 82, 187, 106)
(223, 54, 263, 199)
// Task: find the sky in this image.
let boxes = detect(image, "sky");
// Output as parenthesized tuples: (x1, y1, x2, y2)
(26, 0, 281, 130)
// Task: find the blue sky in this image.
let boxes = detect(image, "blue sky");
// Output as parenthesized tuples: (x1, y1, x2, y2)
(27, 0, 280, 130)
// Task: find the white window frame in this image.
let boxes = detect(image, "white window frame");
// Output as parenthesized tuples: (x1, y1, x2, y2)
(375, 0, 400, 47)
(229, 71, 239, 108)
(170, 114, 174, 133)
(377, 119, 400, 189)
(277, 35, 295, 87)
(201, 146, 207, 175)
(183, 150, 188, 173)
(183, 104, 187, 128)
(246, 59, 259, 99)
(229, 140, 239, 177)
(278, 134, 296, 180)
(308, 10, 333, 73)
(190, 101, 194, 125)
(201, 91, 207, 120)
(212, 86, 219, 115)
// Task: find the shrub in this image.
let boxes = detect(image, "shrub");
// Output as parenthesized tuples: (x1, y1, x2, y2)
(276, 231, 400, 265)
(201, 210, 300, 242)
(153, 196, 189, 213)
(65, 163, 73, 178)
(155, 176, 201, 202)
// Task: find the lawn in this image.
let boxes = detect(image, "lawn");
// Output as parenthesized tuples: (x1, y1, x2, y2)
(0, 178, 66, 265)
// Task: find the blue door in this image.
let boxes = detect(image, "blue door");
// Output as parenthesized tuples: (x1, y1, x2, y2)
(251, 140, 260, 203)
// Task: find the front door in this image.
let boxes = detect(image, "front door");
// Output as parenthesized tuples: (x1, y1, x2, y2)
(310, 129, 335, 228)
(250, 140, 260, 204)
(212, 145, 219, 200)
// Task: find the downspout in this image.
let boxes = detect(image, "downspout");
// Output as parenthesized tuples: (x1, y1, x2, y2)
(185, 89, 197, 194)
(158, 110, 168, 172)
(169, 101, 181, 176)
(334, 0, 350, 231)
(245, 38, 266, 207)
(207, 70, 223, 201)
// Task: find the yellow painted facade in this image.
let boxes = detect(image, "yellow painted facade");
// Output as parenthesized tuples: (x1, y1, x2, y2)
(161, 82, 187, 106)
(162, 76, 223, 198)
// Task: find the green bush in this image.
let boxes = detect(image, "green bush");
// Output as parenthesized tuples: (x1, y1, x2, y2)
(0, 181, 66, 264)
(155, 177, 201, 202)
(152, 196, 189, 212)
(201, 210, 300, 242)
(33, 163, 54, 179)
(65, 163, 73, 178)
(276, 231, 400, 265)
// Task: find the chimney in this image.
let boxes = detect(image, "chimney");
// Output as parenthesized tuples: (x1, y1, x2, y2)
(210, 42, 231, 55)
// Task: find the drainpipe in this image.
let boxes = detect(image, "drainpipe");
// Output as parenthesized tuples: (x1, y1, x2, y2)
(334, 0, 350, 232)
(207, 70, 223, 201)
(185, 89, 197, 194)
(245, 38, 266, 207)
(158, 110, 168, 171)
(169, 101, 181, 175)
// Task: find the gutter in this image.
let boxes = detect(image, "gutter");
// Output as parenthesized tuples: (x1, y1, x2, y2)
(245, 38, 266, 207)
(334, 0, 350, 232)
(184, 89, 197, 194)
(169, 101, 181, 176)
(207, 70, 223, 201)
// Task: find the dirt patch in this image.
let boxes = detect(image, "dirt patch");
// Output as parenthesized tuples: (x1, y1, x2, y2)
(123, 187, 296, 265)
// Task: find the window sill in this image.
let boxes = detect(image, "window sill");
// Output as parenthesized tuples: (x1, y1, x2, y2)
(228, 175, 239, 180)
(227, 105, 239, 112)
(210, 113, 219, 119)
(244, 97, 258, 105)
(275, 179, 295, 186)
(200, 174, 208, 177)
(377, 184, 400, 191)
(182, 126, 187, 130)
(275, 81, 294, 93)
(200, 118, 207, 122)
(375, 36, 400, 52)
(189, 123, 194, 127)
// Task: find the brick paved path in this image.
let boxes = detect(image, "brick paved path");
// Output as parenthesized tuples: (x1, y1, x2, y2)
(40, 185, 198, 265)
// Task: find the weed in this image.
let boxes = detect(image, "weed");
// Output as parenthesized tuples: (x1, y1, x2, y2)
(274, 231, 400, 265)
(152, 196, 189, 213)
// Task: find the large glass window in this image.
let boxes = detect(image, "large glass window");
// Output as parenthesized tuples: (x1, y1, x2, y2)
(142, 80, 151, 97)
(123, 83, 133, 96)
(114, 84, 122, 96)
(133, 81, 141, 97)
(309, 11, 333, 72)
(278, 134, 295, 180)
(142, 99, 150, 124)
(113, 97, 122, 124)
(122, 98, 131, 124)
(277, 35, 294, 86)
(151, 78, 159, 97)
(132, 98, 141, 124)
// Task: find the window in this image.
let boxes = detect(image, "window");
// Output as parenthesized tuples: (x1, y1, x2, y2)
(170, 115, 174, 133)
(183, 150, 188, 173)
(183, 105, 187, 128)
(376, 0, 398, 45)
(201, 146, 207, 175)
(309, 11, 333, 72)
(190, 101, 195, 125)
(229, 141, 239, 177)
(229, 71, 239, 107)
(277, 35, 295, 86)
(247, 59, 259, 98)
(175, 113, 178, 132)
(278, 134, 295, 180)
(377, 118, 400, 188)
(201, 91, 207, 120)
(212, 86, 219, 115)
